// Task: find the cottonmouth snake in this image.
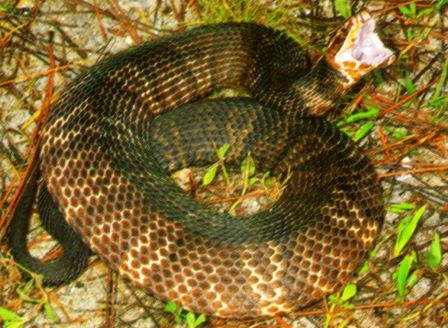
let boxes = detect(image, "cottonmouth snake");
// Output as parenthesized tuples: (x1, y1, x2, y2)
(7, 11, 394, 318)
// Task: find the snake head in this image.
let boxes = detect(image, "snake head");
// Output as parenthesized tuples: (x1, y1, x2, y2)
(325, 10, 396, 84)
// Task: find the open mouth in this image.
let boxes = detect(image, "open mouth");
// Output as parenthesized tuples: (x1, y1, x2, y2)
(335, 12, 395, 68)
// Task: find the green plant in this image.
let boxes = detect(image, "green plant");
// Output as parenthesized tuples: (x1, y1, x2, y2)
(194, 0, 288, 28)
(425, 232, 442, 272)
(164, 301, 206, 328)
(334, 0, 352, 19)
(358, 250, 377, 274)
(394, 205, 427, 257)
(201, 143, 284, 214)
(16, 278, 57, 322)
(228, 153, 256, 211)
(328, 284, 357, 310)
(393, 251, 418, 302)
(0, 307, 26, 328)
(0, 267, 57, 327)
(325, 284, 357, 327)
(398, 2, 435, 41)
(203, 143, 230, 186)
(388, 202, 415, 214)
(428, 58, 448, 111)
(337, 105, 380, 142)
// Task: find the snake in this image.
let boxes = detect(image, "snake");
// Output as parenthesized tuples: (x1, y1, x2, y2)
(7, 11, 395, 318)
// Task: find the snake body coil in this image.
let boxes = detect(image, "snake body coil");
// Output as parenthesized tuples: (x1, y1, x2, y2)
(8, 12, 394, 318)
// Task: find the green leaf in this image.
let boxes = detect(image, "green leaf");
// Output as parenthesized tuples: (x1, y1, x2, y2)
(217, 143, 230, 159)
(341, 284, 357, 301)
(203, 163, 219, 186)
(16, 280, 39, 303)
(164, 301, 179, 314)
(403, 76, 416, 93)
(186, 312, 206, 328)
(44, 302, 58, 321)
(428, 96, 448, 109)
(0, 307, 24, 322)
(0, 3, 14, 11)
(353, 121, 374, 142)
(394, 205, 427, 257)
(399, 5, 411, 16)
(409, 2, 416, 15)
(417, 8, 433, 18)
(343, 303, 355, 310)
(403, 75, 416, 106)
(393, 129, 408, 140)
(328, 295, 337, 302)
(345, 106, 379, 123)
(388, 202, 415, 213)
(249, 176, 258, 186)
(0, 307, 26, 328)
(399, 2, 416, 18)
(432, 58, 447, 101)
(262, 171, 275, 187)
(396, 252, 416, 300)
(358, 260, 369, 274)
(436, 0, 448, 9)
(405, 28, 414, 41)
(426, 233, 442, 271)
(241, 154, 256, 178)
(4, 320, 26, 328)
(195, 314, 206, 327)
(406, 272, 418, 288)
(164, 301, 184, 323)
(334, 0, 352, 18)
(186, 312, 196, 328)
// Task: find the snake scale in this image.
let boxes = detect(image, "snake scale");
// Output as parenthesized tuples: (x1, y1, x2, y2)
(8, 11, 395, 318)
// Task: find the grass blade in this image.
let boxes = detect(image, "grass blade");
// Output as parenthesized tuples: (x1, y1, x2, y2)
(394, 205, 427, 257)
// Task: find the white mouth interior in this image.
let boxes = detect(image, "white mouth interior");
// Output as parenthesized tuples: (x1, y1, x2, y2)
(335, 18, 395, 66)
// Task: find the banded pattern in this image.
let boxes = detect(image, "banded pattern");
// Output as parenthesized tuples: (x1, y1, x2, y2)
(8, 12, 394, 318)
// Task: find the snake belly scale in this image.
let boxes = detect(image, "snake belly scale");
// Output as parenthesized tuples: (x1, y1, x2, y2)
(7, 12, 395, 318)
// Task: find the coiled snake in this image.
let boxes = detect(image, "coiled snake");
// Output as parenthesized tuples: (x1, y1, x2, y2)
(8, 11, 395, 318)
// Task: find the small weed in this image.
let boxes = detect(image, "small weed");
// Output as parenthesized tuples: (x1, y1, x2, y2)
(163, 301, 183, 323)
(338, 105, 380, 125)
(0, 258, 57, 327)
(164, 301, 206, 328)
(193, 0, 288, 28)
(0, 3, 14, 12)
(228, 153, 257, 211)
(425, 232, 442, 272)
(328, 284, 357, 310)
(388, 202, 416, 214)
(325, 284, 357, 327)
(398, 2, 435, 41)
(181, 143, 287, 217)
(186, 311, 207, 328)
(394, 205, 427, 257)
(428, 58, 448, 113)
(203, 143, 230, 186)
(334, 0, 352, 19)
(0, 307, 26, 328)
(358, 250, 377, 274)
(392, 251, 418, 302)
(352, 121, 374, 142)
(337, 105, 379, 142)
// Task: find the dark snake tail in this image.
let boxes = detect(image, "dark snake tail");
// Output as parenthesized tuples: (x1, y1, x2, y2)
(7, 169, 90, 284)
